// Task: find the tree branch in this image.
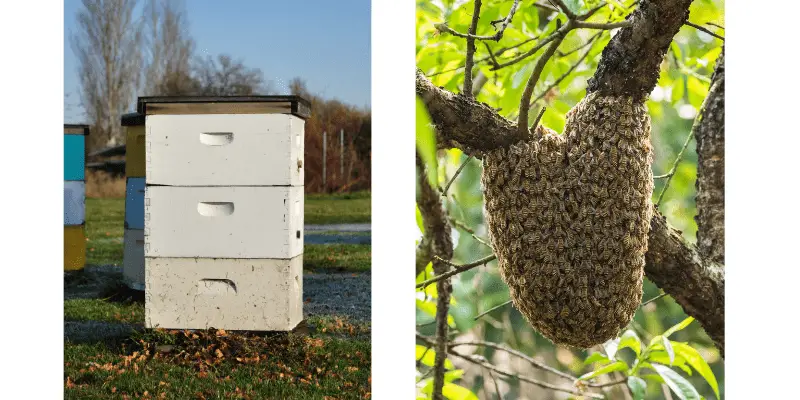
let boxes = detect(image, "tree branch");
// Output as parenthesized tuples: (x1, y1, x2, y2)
(587, 0, 694, 99)
(694, 51, 725, 265)
(462, 0, 482, 98)
(416, 334, 605, 399)
(435, 0, 519, 42)
(518, 23, 569, 135)
(416, 156, 455, 400)
(644, 213, 725, 355)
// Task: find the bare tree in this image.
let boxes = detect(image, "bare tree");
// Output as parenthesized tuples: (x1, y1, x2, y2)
(142, 0, 196, 96)
(71, 0, 143, 148)
(194, 54, 274, 95)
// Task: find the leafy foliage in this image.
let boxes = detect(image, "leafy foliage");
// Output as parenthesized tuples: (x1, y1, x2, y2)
(416, 0, 724, 398)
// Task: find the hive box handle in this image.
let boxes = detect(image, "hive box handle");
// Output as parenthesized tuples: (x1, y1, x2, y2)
(197, 202, 234, 216)
(198, 279, 237, 294)
(199, 132, 233, 146)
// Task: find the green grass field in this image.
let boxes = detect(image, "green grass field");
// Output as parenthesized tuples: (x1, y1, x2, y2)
(68, 192, 372, 399)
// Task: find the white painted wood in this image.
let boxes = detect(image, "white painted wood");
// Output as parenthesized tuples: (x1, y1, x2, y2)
(123, 229, 145, 291)
(146, 114, 304, 186)
(64, 181, 85, 226)
(145, 186, 304, 258)
(145, 256, 302, 331)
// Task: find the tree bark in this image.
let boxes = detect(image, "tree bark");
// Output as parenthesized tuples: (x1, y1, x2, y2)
(694, 51, 725, 265)
(416, 156, 454, 400)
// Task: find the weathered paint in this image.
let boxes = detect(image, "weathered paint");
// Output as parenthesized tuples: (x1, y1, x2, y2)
(125, 125, 146, 177)
(145, 114, 305, 186)
(64, 135, 85, 181)
(123, 229, 145, 290)
(144, 185, 303, 259)
(124, 177, 145, 229)
(64, 225, 86, 271)
(145, 255, 303, 331)
(64, 180, 85, 226)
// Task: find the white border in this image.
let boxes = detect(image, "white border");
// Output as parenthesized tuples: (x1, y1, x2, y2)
(726, 1, 800, 399)
(372, 0, 416, 398)
(0, 1, 64, 397)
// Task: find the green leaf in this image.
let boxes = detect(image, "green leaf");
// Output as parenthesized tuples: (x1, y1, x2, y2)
(603, 338, 620, 360)
(663, 317, 694, 338)
(578, 360, 627, 381)
(444, 369, 464, 382)
(584, 352, 611, 365)
(646, 351, 686, 369)
(642, 373, 665, 385)
(561, 0, 584, 14)
(652, 363, 701, 400)
(416, 204, 425, 234)
(416, 345, 455, 370)
(416, 299, 455, 326)
(627, 376, 647, 400)
(671, 342, 720, 400)
(442, 383, 479, 400)
(618, 330, 642, 357)
(662, 337, 675, 365)
(416, 97, 438, 186)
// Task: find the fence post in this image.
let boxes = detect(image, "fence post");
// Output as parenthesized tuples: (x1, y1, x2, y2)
(322, 131, 327, 191)
(340, 129, 344, 186)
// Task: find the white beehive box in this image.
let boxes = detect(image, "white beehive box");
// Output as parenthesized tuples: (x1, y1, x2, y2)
(145, 256, 303, 330)
(123, 229, 145, 290)
(144, 185, 303, 259)
(145, 114, 305, 186)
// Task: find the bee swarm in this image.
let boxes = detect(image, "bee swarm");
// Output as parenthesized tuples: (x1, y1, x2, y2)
(481, 93, 654, 348)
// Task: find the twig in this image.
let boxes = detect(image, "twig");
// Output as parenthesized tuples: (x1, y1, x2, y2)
(485, 368, 501, 399)
(450, 340, 576, 381)
(448, 218, 492, 248)
(685, 21, 725, 41)
(641, 292, 667, 307)
(442, 155, 474, 196)
(579, 2, 609, 20)
(656, 129, 694, 207)
(434, 0, 519, 42)
(531, 33, 601, 105)
(552, 0, 578, 19)
(530, 106, 547, 134)
(462, 0, 483, 98)
(589, 377, 629, 388)
(491, 25, 568, 70)
(533, 2, 560, 13)
(416, 255, 497, 289)
(706, 22, 724, 30)
(557, 30, 603, 57)
(518, 23, 569, 136)
(474, 299, 512, 320)
(417, 335, 605, 399)
(574, 20, 631, 30)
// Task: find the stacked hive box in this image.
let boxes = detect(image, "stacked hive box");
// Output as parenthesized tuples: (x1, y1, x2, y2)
(64, 124, 89, 270)
(141, 96, 310, 331)
(122, 113, 146, 290)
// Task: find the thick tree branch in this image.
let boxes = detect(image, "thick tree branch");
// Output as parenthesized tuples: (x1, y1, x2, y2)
(416, 156, 454, 400)
(587, 0, 693, 99)
(645, 213, 725, 356)
(694, 51, 725, 265)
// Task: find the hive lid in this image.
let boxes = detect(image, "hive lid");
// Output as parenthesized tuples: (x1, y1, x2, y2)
(64, 124, 90, 135)
(136, 95, 311, 119)
(121, 112, 145, 126)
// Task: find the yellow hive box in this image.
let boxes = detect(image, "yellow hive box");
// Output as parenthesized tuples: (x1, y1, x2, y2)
(64, 225, 86, 271)
(123, 113, 146, 177)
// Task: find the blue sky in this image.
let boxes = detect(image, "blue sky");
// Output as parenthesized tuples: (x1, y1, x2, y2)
(64, 0, 371, 122)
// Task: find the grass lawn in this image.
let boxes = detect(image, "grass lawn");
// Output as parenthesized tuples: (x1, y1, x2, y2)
(71, 192, 372, 398)
(64, 298, 370, 399)
(305, 191, 371, 225)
